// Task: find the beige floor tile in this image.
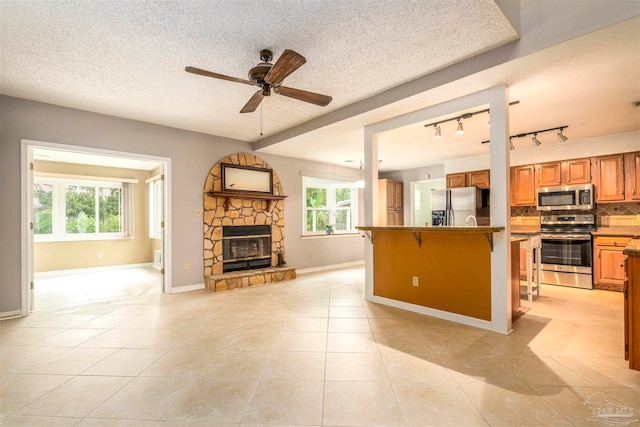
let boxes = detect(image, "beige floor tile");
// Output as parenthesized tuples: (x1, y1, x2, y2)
(161, 350, 270, 380)
(241, 316, 288, 332)
(34, 328, 104, 347)
(25, 347, 117, 375)
(327, 332, 378, 353)
(164, 378, 257, 423)
(78, 328, 148, 348)
(551, 355, 640, 388)
(282, 317, 328, 332)
(495, 356, 593, 386)
(330, 297, 364, 307)
(90, 376, 196, 420)
(393, 382, 488, 426)
(461, 382, 573, 426)
(16, 375, 130, 417)
(329, 306, 368, 318)
(158, 422, 238, 427)
(531, 385, 640, 427)
(141, 349, 219, 377)
(77, 313, 142, 329)
(242, 380, 324, 425)
(382, 350, 453, 384)
(0, 415, 80, 426)
(326, 352, 388, 381)
(262, 352, 326, 380)
(375, 332, 434, 358)
(0, 327, 65, 346)
(0, 374, 72, 414)
(439, 353, 525, 386)
(0, 346, 68, 373)
(328, 317, 372, 333)
(220, 330, 280, 351)
(275, 331, 327, 352)
(323, 381, 404, 426)
(82, 348, 167, 376)
(77, 419, 158, 426)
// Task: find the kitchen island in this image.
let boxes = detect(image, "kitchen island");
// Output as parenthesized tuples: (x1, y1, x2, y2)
(358, 226, 505, 323)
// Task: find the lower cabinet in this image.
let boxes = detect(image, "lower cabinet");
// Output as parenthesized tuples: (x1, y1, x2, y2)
(594, 236, 631, 291)
(624, 245, 640, 371)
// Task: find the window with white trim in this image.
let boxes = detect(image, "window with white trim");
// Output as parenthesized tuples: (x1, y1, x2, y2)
(33, 176, 133, 242)
(148, 178, 163, 239)
(303, 176, 358, 235)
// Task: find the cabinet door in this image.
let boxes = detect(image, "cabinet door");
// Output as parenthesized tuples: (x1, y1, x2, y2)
(446, 173, 466, 188)
(564, 158, 591, 184)
(467, 170, 490, 189)
(595, 247, 627, 286)
(595, 155, 625, 202)
(385, 180, 396, 210)
(537, 162, 562, 187)
(511, 165, 536, 206)
(393, 181, 403, 211)
(626, 152, 640, 201)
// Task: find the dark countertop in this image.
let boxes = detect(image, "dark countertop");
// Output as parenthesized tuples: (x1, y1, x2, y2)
(592, 226, 640, 238)
(623, 239, 640, 256)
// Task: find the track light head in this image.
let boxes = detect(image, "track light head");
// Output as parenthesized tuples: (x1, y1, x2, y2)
(510, 138, 515, 151)
(456, 119, 464, 135)
(532, 133, 542, 147)
(434, 124, 441, 139)
(557, 128, 568, 143)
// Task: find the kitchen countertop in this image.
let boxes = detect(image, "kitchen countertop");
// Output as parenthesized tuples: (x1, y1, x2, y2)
(623, 239, 640, 256)
(591, 226, 640, 238)
(511, 225, 541, 235)
(356, 226, 505, 233)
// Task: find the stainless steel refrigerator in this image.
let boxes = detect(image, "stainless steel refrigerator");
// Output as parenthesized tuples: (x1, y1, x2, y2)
(431, 187, 489, 226)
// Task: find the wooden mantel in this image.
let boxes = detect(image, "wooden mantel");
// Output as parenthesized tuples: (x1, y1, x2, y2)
(205, 191, 287, 211)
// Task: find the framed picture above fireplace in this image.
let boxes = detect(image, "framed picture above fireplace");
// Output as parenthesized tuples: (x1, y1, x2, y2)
(221, 163, 273, 194)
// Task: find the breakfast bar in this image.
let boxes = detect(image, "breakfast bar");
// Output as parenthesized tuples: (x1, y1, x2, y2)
(358, 226, 505, 322)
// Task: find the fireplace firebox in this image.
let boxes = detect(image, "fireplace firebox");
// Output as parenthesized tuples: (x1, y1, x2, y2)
(222, 225, 272, 273)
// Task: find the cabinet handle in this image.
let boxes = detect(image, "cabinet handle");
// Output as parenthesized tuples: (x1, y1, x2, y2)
(567, 179, 570, 183)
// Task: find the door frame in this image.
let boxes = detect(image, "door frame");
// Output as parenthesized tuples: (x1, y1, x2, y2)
(409, 177, 446, 227)
(20, 139, 172, 315)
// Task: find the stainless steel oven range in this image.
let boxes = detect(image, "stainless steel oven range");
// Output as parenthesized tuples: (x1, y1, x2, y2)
(539, 213, 595, 289)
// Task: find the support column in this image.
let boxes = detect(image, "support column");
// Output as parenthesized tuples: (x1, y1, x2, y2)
(363, 130, 379, 301)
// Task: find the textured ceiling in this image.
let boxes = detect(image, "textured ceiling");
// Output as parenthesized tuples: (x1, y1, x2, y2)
(1, 0, 518, 143)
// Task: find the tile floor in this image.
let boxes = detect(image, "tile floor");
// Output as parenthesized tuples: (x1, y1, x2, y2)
(1, 266, 639, 426)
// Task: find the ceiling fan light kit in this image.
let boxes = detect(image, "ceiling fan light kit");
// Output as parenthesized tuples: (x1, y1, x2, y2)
(186, 48, 332, 114)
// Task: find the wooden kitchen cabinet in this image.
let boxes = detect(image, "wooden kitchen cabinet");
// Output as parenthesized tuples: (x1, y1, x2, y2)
(594, 154, 625, 202)
(446, 173, 466, 188)
(377, 179, 404, 226)
(623, 241, 640, 371)
(625, 152, 640, 201)
(510, 165, 536, 206)
(536, 158, 591, 187)
(447, 170, 490, 189)
(594, 236, 631, 292)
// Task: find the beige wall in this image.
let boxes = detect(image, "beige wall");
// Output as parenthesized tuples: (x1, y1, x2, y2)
(34, 161, 154, 272)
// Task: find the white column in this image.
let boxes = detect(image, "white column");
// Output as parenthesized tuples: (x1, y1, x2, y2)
(363, 129, 379, 301)
(489, 85, 511, 334)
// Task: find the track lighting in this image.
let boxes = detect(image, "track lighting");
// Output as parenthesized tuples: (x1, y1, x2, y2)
(424, 101, 519, 139)
(481, 125, 569, 150)
(557, 128, 568, 143)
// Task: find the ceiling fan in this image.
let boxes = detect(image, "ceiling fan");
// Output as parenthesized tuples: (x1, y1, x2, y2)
(186, 49, 332, 113)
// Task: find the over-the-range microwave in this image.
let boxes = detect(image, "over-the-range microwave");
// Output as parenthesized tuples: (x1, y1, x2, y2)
(536, 184, 594, 211)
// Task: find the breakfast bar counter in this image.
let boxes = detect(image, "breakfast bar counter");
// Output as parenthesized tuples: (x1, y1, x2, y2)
(357, 226, 505, 322)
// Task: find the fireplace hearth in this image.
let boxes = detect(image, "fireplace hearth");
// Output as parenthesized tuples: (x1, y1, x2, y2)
(222, 225, 271, 273)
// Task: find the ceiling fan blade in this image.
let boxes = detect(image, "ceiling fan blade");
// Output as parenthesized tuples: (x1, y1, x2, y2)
(275, 86, 332, 107)
(185, 66, 253, 86)
(265, 49, 306, 85)
(240, 90, 264, 113)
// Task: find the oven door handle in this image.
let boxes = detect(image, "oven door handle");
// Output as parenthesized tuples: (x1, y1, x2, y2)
(540, 234, 592, 240)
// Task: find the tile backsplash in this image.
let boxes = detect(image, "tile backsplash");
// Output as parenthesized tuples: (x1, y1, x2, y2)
(510, 203, 640, 226)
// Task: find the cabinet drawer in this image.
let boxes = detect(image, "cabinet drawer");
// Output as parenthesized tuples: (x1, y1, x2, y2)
(595, 236, 632, 247)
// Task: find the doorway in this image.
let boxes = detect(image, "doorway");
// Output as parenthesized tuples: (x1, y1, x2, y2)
(410, 178, 446, 226)
(21, 140, 171, 313)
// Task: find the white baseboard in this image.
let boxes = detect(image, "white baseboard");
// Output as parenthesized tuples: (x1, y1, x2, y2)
(0, 310, 23, 321)
(296, 260, 364, 275)
(35, 263, 154, 277)
(171, 283, 204, 293)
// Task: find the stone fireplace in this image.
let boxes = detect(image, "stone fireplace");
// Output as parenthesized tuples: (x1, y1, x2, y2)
(203, 153, 295, 291)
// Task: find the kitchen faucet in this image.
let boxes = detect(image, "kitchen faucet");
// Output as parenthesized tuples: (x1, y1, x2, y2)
(465, 215, 477, 227)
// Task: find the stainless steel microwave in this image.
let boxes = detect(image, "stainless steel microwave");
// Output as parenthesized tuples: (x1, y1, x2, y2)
(536, 184, 594, 211)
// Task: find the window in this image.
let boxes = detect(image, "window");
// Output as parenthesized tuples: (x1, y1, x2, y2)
(303, 176, 358, 235)
(34, 176, 133, 242)
(148, 178, 163, 239)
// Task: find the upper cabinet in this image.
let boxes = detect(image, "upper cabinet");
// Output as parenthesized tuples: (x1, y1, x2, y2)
(446, 169, 490, 189)
(594, 152, 640, 203)
(536, 158, 591, 187)
(511, 165, 536, 206)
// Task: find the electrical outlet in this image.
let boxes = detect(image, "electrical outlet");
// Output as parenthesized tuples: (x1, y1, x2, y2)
(184, 262, 190, 270)
(194, 209, 202, 216)
(412, 276, 419, 287)
(96, 253, 102, 260)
